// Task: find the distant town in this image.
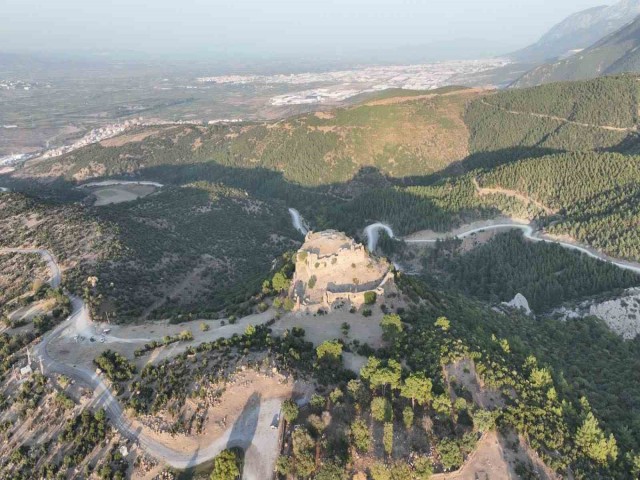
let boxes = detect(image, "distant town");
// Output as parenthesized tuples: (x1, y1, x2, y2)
(197, 59, 509, 105)
(0, 117, 245, 167)
(0, 79, 49, 91)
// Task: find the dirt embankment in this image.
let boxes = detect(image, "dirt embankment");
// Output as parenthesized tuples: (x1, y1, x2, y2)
(430, 430, 559, 480)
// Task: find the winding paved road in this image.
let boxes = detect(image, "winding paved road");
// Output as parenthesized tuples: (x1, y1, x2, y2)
(1, 248, 281, 477)
(401, 222, 640, 274)
(364, 222, 394, 252)
(288, 208, 309, 236)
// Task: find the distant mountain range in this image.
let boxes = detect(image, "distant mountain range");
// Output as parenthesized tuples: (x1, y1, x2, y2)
(509, 0, 640, 63)
(513, 13, 640, 87)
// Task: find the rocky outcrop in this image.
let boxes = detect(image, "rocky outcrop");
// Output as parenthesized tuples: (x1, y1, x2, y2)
(503, 293, 532, 315)
(552, 287, 640, 339)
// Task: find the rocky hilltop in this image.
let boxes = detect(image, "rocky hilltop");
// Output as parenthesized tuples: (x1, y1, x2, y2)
(290, 230, 393, 312)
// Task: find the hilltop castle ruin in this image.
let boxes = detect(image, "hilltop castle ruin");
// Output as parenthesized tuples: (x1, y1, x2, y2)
(290, 230, 393, 312)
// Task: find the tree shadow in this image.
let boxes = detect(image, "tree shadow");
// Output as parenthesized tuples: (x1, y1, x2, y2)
(175, 446, 203, 480)
(496, 428, 554, 480)
(226, 391, 261, 452)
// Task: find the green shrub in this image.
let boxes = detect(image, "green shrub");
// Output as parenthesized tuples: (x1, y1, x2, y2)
(350, 418, 371, 453)
(210, 449, 240, 480)
(371, 397, 393, 422)
(364, 291, 377, 305)
(308, 275, 317, 289)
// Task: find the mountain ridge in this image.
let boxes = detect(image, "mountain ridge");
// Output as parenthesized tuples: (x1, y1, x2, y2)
(509, 0, 640, 63)
(512, 14, 640, 87)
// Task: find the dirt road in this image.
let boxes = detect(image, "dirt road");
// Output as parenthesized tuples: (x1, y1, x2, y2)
(402, 221, 640, 274)
(405, 222, 640, 273)
(479, 98, 638, 132)
(471, 178, 557, 215)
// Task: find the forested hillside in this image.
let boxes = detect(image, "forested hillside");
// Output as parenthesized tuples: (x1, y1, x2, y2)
(18, 86, 477, 187)
(482, 76, 639, 128)
(0, 187, 299, 322)
(0, 192, 117, 269)
(5, 76, 640, 319)
(5, 67, 640, 480)
(424, 230, 640, 311)
(272, 287, 639, 479)
(465, 75, 640, 168)
(477, 151, 640, 260)
(401, 276, 640, 478)
(91, 183, 299, 321)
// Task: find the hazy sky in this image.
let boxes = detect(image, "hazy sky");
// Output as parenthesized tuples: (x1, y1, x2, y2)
(1, 0, 610, 61)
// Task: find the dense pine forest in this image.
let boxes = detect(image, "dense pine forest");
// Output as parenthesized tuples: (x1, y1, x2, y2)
(479, 75, 639, 128)
(477, 151, 640, 260)
(464, 74, 640, 169)
(424, 230, 640, 311)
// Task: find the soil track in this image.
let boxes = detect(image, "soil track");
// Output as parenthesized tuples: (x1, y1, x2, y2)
(480, 98, 638, 132)
(472, 178, 557, 215)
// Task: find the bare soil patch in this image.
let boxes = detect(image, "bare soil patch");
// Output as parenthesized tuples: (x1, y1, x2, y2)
(272, 307, 386, 349)
(444, 358, 504, 410)
(431, 430, 558, 480)
(133, 369, 293, 453)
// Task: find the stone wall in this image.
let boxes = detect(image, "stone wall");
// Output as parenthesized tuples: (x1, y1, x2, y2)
(323, 271, 394, 310)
